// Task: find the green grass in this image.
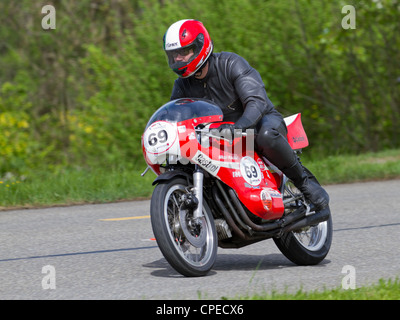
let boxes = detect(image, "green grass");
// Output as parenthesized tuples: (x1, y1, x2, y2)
(233, 278, 400, 300)
(306, 149, 400, 185)
(0, 166, 156, 209)
(1, 149, 400, 209)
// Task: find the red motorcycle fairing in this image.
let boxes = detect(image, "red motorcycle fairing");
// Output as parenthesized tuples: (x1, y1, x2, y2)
(141, 98, 223, 176)
(187, 122, 285, 220)
(142, 99, 308, 221)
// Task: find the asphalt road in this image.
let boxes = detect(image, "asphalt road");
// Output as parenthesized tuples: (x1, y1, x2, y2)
(1, 179, 399, 300)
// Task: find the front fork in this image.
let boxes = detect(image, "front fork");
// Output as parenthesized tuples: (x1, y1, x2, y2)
(192, 165, 204, 220)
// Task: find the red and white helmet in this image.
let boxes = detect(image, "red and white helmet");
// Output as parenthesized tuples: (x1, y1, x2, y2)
(163, 19, 213, 78)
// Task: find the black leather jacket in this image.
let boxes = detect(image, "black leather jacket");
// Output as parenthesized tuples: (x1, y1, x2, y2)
(170, 52, 280, 129)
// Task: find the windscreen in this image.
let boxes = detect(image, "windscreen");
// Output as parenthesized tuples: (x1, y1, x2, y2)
(145, 98, 223, 130)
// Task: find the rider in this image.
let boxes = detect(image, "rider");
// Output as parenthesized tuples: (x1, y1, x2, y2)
(163, 19, 329, 211)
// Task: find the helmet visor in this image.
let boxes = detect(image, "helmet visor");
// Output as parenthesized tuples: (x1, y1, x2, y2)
(166, 44, 197, 69)
(164, 33, 206, 77)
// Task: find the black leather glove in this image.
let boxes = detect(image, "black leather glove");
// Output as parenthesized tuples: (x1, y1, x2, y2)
(217, 123, 245, 140)
(218, 123, 236, 138)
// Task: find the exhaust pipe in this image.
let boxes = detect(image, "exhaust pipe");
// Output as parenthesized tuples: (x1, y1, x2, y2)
(282, 206, 331, 233)
(213, 185, 248, 240)
(216, 182, 330, 238)
(213, 184, 281, 246)
(228, 188, 305, 232)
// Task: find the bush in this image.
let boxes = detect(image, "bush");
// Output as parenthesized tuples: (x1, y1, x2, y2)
(0, 0, 399, 175)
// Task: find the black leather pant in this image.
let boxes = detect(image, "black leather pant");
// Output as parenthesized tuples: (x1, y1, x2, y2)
(254, 113, 298, 171)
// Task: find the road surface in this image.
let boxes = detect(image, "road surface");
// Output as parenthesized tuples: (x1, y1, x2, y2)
(0, 179, 399, 299)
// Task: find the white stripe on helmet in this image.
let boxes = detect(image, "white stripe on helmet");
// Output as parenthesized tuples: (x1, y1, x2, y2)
(164, 19, 192, 51)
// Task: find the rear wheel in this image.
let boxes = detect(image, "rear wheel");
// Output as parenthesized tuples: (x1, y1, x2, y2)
(274, 215, 332, 265)
(150, 177, 217, 277)
(274, 174, 333, 265)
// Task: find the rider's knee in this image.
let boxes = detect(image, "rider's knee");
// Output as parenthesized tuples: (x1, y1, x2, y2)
(256, 128, 281, 150)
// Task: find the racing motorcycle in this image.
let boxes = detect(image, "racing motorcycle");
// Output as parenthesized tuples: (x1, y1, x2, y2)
(141, 98, 332, 277)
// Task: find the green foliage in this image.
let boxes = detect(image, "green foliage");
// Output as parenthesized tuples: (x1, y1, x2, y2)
(0, 0, 399, 175)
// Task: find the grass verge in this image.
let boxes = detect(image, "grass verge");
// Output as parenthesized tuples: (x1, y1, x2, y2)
(233, 278, 400, 300)
(305, 148, 400, 185)
(1, 149, 399, 209)
(0, 166, 156, 210)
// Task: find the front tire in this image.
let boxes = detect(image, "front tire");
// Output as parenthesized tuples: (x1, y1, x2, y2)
(150, 177, 217, 277)
(273, 214, 333, 265)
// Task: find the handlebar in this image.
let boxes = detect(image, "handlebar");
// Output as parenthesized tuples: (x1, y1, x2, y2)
(195, 128, 248, 137)
(195, 128, 249, 144)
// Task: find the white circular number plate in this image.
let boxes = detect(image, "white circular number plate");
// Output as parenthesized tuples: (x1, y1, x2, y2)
(240, 156, 262, 186)
(143, 121, 177, 154)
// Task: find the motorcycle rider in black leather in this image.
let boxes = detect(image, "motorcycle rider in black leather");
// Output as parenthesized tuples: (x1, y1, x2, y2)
(163, 20, 329, 211)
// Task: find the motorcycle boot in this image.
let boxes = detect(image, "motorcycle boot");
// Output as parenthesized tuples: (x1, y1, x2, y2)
(253, 114, 329, 211)
(283, 160, 330, 211)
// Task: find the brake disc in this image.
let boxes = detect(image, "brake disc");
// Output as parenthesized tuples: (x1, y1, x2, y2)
(179, 208, 207, 248)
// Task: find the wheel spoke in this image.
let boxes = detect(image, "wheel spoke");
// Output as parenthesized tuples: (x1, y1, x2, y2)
(163, 184, 214, 267)
(293, 222, 328, 251)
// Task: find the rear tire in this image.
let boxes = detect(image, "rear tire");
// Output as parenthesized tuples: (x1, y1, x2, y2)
(274, 214, 333, 265)
(275, 173, 333, 265)
(150, 177, 217, 277)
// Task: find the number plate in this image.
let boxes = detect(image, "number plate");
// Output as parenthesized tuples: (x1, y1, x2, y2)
(143, 121, 177, 154)
(240, 156, 262, 186)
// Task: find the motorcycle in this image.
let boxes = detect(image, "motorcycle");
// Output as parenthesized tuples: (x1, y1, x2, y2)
(141, 98, 332, 277)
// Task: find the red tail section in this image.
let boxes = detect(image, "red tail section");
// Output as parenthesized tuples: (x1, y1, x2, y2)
(284, 113, 309, 150)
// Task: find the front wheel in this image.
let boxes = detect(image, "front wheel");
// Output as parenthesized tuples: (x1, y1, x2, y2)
(273, 214, 333, 265)
(150, 177, 217, 277)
